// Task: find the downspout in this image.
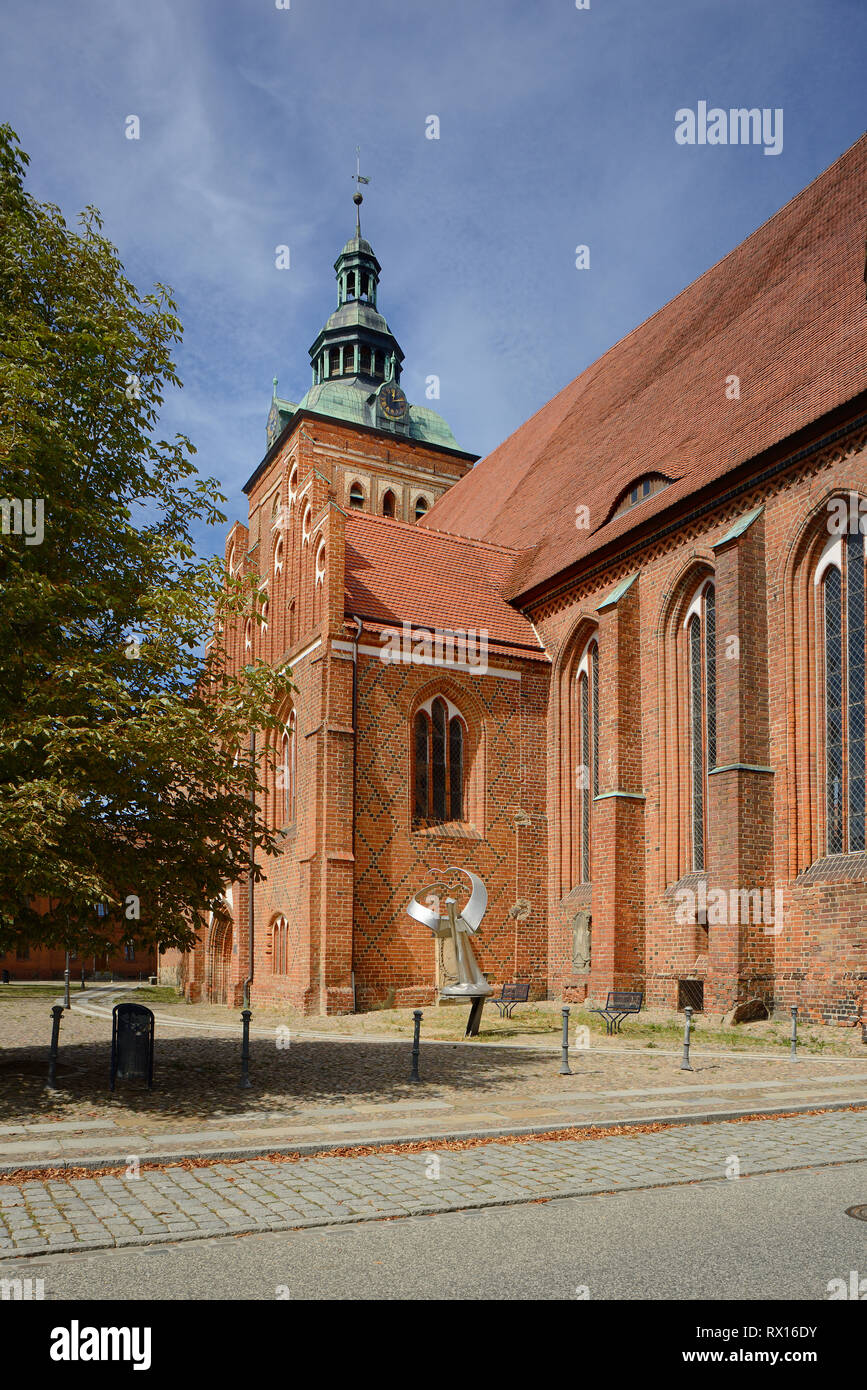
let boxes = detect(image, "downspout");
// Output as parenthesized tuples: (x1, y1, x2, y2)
(243, 727, 255, 1009)
(350, 616, 363, 1012)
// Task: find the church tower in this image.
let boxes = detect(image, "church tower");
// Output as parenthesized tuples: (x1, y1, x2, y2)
(264, 178, 475, 523)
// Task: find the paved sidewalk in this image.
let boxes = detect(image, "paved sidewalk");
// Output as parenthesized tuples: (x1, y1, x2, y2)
(4, 988, 867, 1169)
(2, 1068, 867, 1172)
(0, 1111, 864, 1259)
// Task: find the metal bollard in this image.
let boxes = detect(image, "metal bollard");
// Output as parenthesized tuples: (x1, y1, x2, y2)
(81, 967, 86, 992)
(410, 1009, 423, 1082)
(46, 1004, 63, 1091)
(240, 1008, 252, 1089)
(680, 1006, 694, 1071)
(559, 1005, 572, 1075)
(790, 1005, 798, 1061)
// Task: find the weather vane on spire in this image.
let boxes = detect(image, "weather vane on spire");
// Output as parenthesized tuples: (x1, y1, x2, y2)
(352, 145, 370, 236)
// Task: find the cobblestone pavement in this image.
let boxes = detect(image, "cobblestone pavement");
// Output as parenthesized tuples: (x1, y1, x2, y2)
(1, 992, 867, 1166)
(0, 1111, 864, 1258)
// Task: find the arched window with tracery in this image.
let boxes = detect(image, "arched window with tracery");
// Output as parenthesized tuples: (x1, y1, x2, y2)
(816, 526, 865, 854)
(271, 915, 289, 975)
(277, 711, 296, 826)
(570, 638, 599, 885)
(413, 696, 465, 825)
(683, 579, 717, 871)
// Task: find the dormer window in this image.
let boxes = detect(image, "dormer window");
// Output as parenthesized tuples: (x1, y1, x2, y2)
(612, 475, 671, 520)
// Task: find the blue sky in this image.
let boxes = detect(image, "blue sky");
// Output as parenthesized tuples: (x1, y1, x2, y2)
(2, 0, 865, 554)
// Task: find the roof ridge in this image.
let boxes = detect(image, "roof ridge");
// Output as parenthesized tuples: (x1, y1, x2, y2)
(347, 509, 525, 555)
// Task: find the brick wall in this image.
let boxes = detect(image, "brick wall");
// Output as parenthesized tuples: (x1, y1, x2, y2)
(166, 399, 867, 1028)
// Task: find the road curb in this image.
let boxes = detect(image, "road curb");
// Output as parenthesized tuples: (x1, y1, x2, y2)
(1, 1095, 865, 1177)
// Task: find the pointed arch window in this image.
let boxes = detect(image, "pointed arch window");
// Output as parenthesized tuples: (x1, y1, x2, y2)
(684, 580, 716, 871)
(413, 697, 466, 825)
(349, 482, 364, 509)
(570, 638, 599, 885)
(382, 490, 396, 518)
(278, 712, 296, 826)
(414, 496, 429, 522)
(271, 915, 289, 975)
(816, 526, 865, 854)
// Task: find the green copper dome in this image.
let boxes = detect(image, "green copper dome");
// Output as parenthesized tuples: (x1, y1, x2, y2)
(267, 212, 466, 453)
(297, 378, 460, 448)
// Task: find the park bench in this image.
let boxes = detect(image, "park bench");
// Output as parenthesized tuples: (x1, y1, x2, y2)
(492, 981, 530, 1019)
(590, 989, 643, 1035)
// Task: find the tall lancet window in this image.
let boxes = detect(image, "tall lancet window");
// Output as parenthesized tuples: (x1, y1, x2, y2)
(572, 639, 599, 884)
(817, 527, 865, 854)
(684, 580, 716, 871)
(413, 697, 466, 825)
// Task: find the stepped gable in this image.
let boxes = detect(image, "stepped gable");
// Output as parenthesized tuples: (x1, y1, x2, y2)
(423, 135, 867, 600)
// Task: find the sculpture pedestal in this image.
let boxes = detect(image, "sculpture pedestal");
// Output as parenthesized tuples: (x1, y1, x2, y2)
(465, 995, 486, 1037)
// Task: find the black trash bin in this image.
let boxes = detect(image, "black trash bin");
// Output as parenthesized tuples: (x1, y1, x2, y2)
(110, 1002, 155, 1091)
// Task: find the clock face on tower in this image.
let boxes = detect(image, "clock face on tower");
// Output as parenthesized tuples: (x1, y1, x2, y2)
(267, 400, 280, 446)
(379, 383, 408, 421)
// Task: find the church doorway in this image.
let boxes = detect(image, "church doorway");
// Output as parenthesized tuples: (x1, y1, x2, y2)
(207, 916, 234, 1005)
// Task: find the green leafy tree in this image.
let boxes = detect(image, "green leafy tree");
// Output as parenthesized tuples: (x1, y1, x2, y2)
(0, 126, 291, 958)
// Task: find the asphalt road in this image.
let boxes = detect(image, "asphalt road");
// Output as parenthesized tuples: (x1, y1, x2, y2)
(7, 1160, 866, 1301)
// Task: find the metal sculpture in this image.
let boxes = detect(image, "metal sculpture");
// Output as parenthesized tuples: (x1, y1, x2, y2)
(407, 868, 492, 1035)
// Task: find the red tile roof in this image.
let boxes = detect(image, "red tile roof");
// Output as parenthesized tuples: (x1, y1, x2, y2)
(343, 512, 545, 657)
(423, 135, 867, 600)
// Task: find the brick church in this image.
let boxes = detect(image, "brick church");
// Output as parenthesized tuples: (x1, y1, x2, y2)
(163, 135, 867, 1025)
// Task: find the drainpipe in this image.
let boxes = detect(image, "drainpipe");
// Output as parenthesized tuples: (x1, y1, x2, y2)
(350, 616, 363, 1012)
(243, 727, 255, 1010)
